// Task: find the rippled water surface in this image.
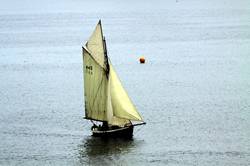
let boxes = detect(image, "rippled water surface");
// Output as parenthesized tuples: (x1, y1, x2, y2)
(0, 0, 250, 165)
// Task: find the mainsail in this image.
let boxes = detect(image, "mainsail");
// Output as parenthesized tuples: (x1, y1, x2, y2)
(83, 47, 108, 121)
(83, 20, 143, 126)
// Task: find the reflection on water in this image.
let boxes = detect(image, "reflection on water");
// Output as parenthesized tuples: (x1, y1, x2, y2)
(78, 136, 140, 165)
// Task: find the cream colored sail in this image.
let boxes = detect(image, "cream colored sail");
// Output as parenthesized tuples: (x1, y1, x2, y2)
(109, 64, 143, 121)
(106, 72, 131, 127)
(83, 47, 108, 121)
(86, 21, 105, 68)
(83, 21, 143, 125)
(83, 21, 109, 121)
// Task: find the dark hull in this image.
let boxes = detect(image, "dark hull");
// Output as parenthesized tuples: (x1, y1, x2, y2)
(92, 126, 134, 139)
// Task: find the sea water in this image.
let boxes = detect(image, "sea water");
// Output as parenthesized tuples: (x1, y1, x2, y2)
(0, 0, 250, 165)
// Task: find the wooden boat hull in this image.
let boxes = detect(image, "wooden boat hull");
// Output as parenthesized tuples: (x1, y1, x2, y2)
(92, 125, 134, 139)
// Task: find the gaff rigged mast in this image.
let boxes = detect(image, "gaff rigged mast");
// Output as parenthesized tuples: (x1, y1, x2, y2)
(82, 20, 145, 137)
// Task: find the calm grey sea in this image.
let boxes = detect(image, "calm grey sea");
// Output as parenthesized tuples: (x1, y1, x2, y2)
(0, 0, 250, 165)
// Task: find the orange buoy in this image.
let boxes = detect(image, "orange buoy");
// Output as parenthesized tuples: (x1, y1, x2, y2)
(139, 57, 145, 64)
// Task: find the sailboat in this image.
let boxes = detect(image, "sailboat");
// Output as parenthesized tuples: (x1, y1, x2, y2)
(82, 20, 146, 138)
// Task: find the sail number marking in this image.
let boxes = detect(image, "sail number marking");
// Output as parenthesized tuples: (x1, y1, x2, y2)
(86, 65, 93, 75)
